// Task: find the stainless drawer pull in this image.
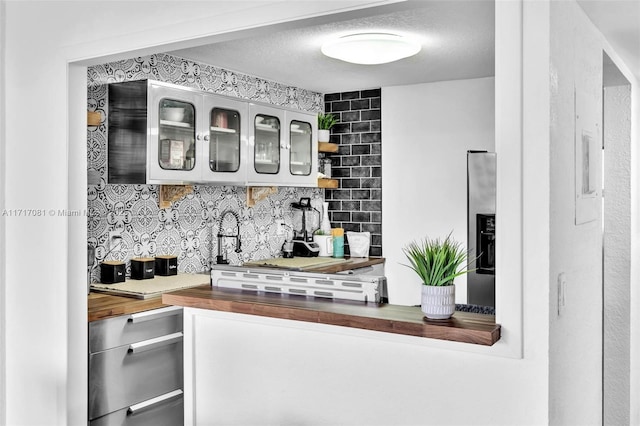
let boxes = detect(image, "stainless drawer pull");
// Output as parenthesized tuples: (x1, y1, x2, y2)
(127, 389, 183, 415)
(128, 306, 182, 323)
(128, 332, 183, 354)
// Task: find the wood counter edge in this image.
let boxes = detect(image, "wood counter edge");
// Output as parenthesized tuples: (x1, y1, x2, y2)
(162, 286, 500, 346)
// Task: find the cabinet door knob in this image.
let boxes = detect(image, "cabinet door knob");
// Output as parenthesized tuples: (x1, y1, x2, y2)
(204, 134, 210, 142)
(196, 134, 202, 141)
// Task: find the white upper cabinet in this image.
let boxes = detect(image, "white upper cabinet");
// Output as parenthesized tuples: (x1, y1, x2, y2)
(246, 104, 317, 187)
(108, 80, 317, 187)
(201, 95, 249, 185)
(148, 83, 203, 184)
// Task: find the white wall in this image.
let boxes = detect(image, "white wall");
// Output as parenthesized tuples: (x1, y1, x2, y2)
(382, 77, 495, 305)
(547, 1, 638, 424)
(603, 83, 632, 426)
(185, 307, 548, 425)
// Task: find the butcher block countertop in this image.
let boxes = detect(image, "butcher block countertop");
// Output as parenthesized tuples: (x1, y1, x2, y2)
(242, 256, 384, 273)
(162, 285, 501, 346)
(87, 258, 382, 322)
(88, 292, 174, 322)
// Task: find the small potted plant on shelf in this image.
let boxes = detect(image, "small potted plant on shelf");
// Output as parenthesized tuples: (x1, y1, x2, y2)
(402, 233, 474, 320)
(317, 112, 338, 143)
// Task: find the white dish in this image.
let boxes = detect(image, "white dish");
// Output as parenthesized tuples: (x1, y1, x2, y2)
(162, 107, 184, 122)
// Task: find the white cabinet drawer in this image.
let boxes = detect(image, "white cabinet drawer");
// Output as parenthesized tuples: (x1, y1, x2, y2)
(90, 390, 183, 426)
(89, 306, 183, 353)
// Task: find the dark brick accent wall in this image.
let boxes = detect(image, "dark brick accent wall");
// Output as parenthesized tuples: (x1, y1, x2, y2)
(323, 89, 382, 257)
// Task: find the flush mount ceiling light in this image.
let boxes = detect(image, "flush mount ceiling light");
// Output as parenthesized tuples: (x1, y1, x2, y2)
(321, 32, 421, 65)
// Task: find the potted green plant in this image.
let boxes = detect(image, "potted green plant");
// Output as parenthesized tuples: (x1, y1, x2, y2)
(317, 112, 338, 143)
(402, 233, 474, 319)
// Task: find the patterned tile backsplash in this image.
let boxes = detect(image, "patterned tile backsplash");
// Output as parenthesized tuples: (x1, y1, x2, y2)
(87, 53, 323, 282)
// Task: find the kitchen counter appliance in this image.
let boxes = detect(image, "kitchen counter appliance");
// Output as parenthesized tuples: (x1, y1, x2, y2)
(291, 197, 320, 257)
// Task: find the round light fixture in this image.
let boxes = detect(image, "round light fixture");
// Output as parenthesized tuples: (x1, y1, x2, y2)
(321, 33, 421, 65)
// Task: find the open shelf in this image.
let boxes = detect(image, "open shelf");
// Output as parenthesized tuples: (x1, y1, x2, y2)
(318, 178, 338, 189)
(318, 142, 338, 153)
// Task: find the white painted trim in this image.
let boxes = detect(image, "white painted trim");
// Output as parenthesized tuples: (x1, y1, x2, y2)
(495, 0, 525, 359)
(66, 63, 88, 426)
(0, 0, 6, 424)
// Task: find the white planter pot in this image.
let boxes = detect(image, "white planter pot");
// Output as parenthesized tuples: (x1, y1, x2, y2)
(421, 285, 455, 319)
(318, 129, 331, 142)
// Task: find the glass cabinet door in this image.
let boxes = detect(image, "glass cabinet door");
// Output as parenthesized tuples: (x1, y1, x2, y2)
(158, 98, 196, 171)
(209, 107, 241, 172)
(289, 120, 312, 176)
(254, 114, 280, 174)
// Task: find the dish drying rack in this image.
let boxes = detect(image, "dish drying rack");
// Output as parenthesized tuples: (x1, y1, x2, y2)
(211, 265, 384, 303)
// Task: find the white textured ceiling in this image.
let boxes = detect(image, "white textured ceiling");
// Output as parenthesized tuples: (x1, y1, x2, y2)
(168, 0, 640, 94)
(169, 1, 495, 93)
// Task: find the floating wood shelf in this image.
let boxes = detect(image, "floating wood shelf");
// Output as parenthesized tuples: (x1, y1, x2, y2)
(87, 111, 101, 126)
(318, 142, 338, 153)
(318, 178, 338, 189)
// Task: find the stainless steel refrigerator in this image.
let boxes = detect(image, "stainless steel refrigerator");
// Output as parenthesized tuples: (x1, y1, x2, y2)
(467, 151, 496, 308)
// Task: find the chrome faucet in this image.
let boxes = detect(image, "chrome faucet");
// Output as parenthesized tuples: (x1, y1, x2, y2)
(216, 209, 242, 265)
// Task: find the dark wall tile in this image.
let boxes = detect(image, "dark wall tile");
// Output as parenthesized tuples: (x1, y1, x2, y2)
(361, 109, 381, 121)
(328, 190, 352, 200)
(324, 89, 382, 257)
(332, 123, 350, 134)
(341, 111, 360, 122)
(328, 200, 342, 211)
(341, 91, 360, 100)
(332, 211, 351, 222)
(341, 134, 361, 145)
(362, 200, 382, 211)
(341, 179, 361, 188)
(352, 145, 371, 155)
(361, 133, 381, 144)
(342, 201, 361, 211)
(361, 178, 381, 188)
(337, 144, 351, 155)
(331, 100, 351, 112)
(361, 88, 381, 98)
(343, 223, 361, 232)
(351, 167, 371, 178)
(351, 99, 370, 110)
(341, 156, 360, 167)
(352, 190, 371, 200)
(332, 167, 351, 178)
(351, 122, 371, 133)
(361, 155, 381, 166)
(352, 211, 371, 222)
(362, 223, 382, 234)
(370, 246, 382, 257)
